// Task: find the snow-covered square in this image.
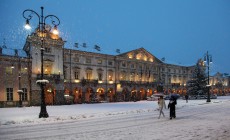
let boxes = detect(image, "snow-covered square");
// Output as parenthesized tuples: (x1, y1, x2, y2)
(1, 96, 230, 140)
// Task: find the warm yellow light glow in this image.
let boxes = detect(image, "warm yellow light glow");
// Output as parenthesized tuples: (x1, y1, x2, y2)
(98, 80, 103, 84)
(25, 24, 31, 30)
(74, 79, 80, 83)
(24, 19, 31, 30)
(47, 88, 52, 92)
(52, 25, 59, 35)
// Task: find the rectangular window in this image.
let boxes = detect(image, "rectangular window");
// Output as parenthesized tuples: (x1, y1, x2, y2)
(97, 59, 102, 64)
(86, 72, 92, 80)
(44, 47, 51, 53)
(22, 88, 28, 101)
(6, 67, 13, 74)
(64, 69, 67, 79)
(130, 64, 135, 69)
(74, 55, 80, 62)
(108, 61, 113, 66)
(64, 55, 67, 62)
(98, 73, 102, 80)
(122, 62, 126, 67)
(86, 58, 91, 64)
(75, 71, 79, 79)
(6, 88, 13, 101)
(21, 67, 28, 74)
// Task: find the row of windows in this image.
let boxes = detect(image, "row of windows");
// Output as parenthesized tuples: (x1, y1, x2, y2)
(161, 68, 188, 74)
(5, 67, 28, 74)
(64, 55, 161, 71)
(121, 62, 158, 72)
(64, 69, 114, 81)
(6, 88, 28, 101)
(65, 55, 114, 66)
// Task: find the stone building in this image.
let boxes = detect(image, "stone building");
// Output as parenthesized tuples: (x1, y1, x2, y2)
(1, 29, 229, 107)
(209, 72, 230, 95)
(61, 47, 197, 104)
(0, 50, 31, 107)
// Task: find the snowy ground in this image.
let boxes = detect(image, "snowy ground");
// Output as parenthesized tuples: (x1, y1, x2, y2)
(0, 96, 230, 140)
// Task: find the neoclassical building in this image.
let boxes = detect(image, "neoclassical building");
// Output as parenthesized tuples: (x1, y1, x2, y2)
(0, 29, 229, 107)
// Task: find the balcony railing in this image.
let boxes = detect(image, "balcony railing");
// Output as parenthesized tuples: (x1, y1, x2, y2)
(37, 74, 60, 81)
(119, 80, 158, 87)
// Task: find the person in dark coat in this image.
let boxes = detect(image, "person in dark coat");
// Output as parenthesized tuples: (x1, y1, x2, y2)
(185, 94, 188, 103)
(168, 97, 177, 120)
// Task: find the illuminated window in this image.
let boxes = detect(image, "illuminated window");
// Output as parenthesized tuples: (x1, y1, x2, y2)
(86, 69, 92, 80)
(86, 72, 91, 80)
(97, 59, 102, 64)
(108, 70, 113, 81)
(21, 67, 28, 74)
(6, 67, 13, 74)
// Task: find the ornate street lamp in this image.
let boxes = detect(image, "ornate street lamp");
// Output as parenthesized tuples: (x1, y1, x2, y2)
(203, 51, 212, 102)
(23, 7, 60, 118)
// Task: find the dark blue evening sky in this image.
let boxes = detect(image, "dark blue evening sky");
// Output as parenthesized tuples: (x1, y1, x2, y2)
(0, 0, 230, 74)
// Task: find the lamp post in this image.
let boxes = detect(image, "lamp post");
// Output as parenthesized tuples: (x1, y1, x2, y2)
(204, 51, 212, 102)
(23, 7, 60, 118)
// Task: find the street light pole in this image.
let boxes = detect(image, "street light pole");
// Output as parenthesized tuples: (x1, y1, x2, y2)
(204, 51, 212, 102)
(23, 6, 60, 118)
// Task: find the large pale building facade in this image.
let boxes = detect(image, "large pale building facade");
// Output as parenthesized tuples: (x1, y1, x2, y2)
(0, 30, 229, 107)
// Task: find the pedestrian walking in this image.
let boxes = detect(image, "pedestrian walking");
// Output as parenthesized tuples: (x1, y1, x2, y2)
(158, 96, 166, 119)
(168, 96, 177, 120)
(185, 94, 188, 103)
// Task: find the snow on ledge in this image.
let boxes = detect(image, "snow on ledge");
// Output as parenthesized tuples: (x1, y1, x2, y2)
(36, 79, 49, 84)
(17, 90, 23, 93)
